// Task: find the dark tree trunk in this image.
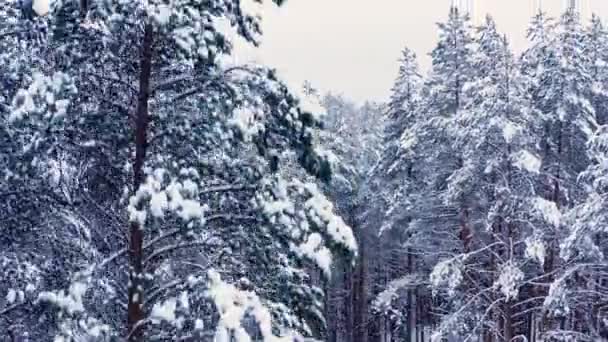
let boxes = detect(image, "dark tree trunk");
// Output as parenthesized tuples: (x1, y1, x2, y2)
(542, 121, 563, 336)
(503, 301, 513, 342)
(127, 23, 153, 342)
(345, 261, 354, 342)
(407, 248, 417, 342)
(459, 207, 472, 253)
(352, 215, 369, 342)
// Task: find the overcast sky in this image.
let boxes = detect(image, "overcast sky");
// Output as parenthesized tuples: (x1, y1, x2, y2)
(241, 0, 608, 102)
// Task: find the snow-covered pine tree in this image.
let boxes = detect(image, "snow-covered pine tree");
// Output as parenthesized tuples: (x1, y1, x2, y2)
(584, 14, 608, 126)
(414, 5, 476, 257)
(0, 2, 86, 339)
(367, 47, 422, 342)
(369, 6, 477, 341)
(385, 48, 421, 147)
(318, 94, 384, 342)
(546, 15, 608, 338)
(522, 8, 598, 337)
(428, 15, 549, 342)
(2, 0, 357, 340)
(558, 124, 608, 340)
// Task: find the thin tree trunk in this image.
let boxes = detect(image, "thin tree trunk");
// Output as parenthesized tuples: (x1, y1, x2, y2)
(354, 223, 369, 342)
(504, 301, 513, 342)
(345, 260, 354, 342)
(529, 312, 535, 342)
(420, 323, 425, 342)
(407, 248, 417, 342)
(127, 23, 153, 342)
(459, 207, 472, 253)
(542, 121, 563, 336)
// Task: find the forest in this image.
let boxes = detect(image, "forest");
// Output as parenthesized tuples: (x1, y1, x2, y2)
(1, 0, 608, 341)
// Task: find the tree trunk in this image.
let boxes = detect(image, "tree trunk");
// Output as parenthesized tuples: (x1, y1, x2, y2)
(407, 248, 417, 342)
(353, 223, 369, 342)
(541, 121, 563, 337)
(345, 262, 354, 342)
(503, 301, 513, 342)
(459, 207, 472, 253)
(127, 23, 153, 342)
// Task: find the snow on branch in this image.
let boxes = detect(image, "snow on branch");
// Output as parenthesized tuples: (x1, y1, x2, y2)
(37, 268, 114, 340)
(301, 182, 357, 254)
(493, 261, 524, 301)
(372, 274, 423, 314)
(430, 257, 465, 297)
(525, 237, 546, 266)
(257, 177, 357, 276)
(512, 150, 542, 174)
(9, 72, 76, 125)
(128, 168, 210, 226)
(207, 270, 299, 342)
(532, 197, 562, 227)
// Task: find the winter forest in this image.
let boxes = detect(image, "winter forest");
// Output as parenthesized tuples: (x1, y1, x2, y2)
(2, 0, 608, 341)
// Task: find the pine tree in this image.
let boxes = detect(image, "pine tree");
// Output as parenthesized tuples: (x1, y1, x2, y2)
(558, 125, 608, 340)
(584, 14, 608, 126)
(319, 94, 384, 342)
(429, 15, 549, 341)
(370, 7, 477, 341)
(368, 46, 421, 342)
(525, 9, 597, 337)
(2, 0, 356, 340)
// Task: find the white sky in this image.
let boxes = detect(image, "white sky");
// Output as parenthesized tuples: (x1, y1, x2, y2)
(242, 0, 608, 102)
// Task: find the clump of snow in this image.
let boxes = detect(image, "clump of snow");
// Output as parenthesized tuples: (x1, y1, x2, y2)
(149, 191, 169, 218)
(179, 291, 189, 312)
(6, 289, 17, 304)
(149, 4, 173, 25)
(25, 283, 36, 292)
(557, 106, 567, 121)
(533, 197, 561, 227)
(260, 178, 295, 219)
(303, 182, 357, 254)
(373, 274, 420, 313)
(294, 233, 332, 277)
(229, 105, 265, 140)
(128, 169, 209, 226)
(177, 199, 206, 221)
(32, 0, 50, 17)
(400, 128, 418, 151)
(207, 270, 297, 342)
(502, 121, 520, 144)
(430, 258, 463, 297)
(512, 150, 542, 174)
(525, 237, 546, 266)
(494, 262, 524, 301)
(9, 72, 76, 124)
(38, 280, 88, 314)
(151, 297, 177, 324)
